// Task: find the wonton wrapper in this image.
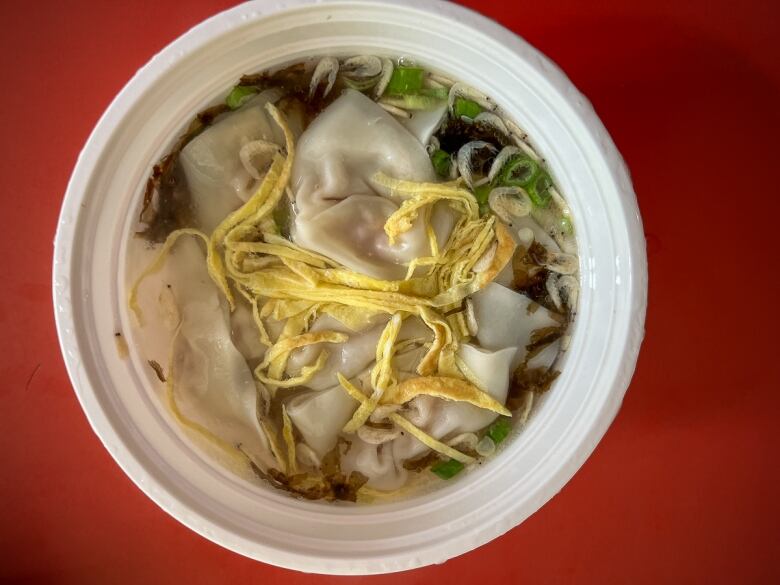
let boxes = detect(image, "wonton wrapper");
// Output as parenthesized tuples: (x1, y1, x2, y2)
(340, 343, 516, 491)
(180, 89, 285, 232)
(470, 282, 560, 368)
(166, 239, 275, 471)
(291, 89, 454, 280)
(285, 385, 359, 459)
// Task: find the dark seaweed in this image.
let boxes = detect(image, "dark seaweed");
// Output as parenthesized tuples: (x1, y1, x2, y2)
(435, 117, 511, 154)
(525, 326, 565, 361)
(250, 438, 367, 502)
(403, 450, 441, 472)
(147, 359, 166, 382)
(138, 103, 231, 242)
(506, 365, 560, 411)
(138, 62, 350, 242)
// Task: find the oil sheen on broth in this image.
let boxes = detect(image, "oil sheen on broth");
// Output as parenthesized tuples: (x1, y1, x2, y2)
(127, 56, 579, 502)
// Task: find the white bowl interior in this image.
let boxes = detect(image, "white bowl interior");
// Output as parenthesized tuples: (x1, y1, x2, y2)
(53, 0, 646, 575)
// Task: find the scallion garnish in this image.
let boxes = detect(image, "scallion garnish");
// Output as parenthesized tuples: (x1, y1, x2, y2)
(385, 66, 425, 95)
(453, 97, 482, 119)
(486, 418, 511, 445)
(430, 458, 465, 479)
(418, 87, 449, 100)
(528, 170, 553, 207)
(430, 149, 451, 177)
(226, 85, 258, 109)
(382, 94, 443, 110)
(473, 182, 492, 216)
(497, 155, 539, 189)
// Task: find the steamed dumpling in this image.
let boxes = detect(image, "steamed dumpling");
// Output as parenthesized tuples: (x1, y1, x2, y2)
(291, 89, 454, 280)
(398, 101, 448, 146)
(341, 343, 516, 490)
(285, 385, 358, 458)
(180, 89, 284, 232)
(471, 282, 560, 367)
(167, 239, 274, 470)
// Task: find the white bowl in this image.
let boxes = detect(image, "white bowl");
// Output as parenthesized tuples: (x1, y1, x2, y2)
(53, 0, 647, 575)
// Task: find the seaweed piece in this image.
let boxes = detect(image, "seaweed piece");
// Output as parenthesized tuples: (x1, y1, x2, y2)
(525, 326, 564, 361)
(435, 116, 511, 154)
(506, 365, 560, 411)
(403, 450, 441, 472)
(138, 103, 231, 242)
(512, 242, 563, 314)
(239, 61, 343, 126)
(147, 359, 166, 382)
(249, 438, 367, 502)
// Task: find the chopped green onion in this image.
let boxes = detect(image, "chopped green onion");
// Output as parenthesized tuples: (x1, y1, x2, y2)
(226, 85, 258, 110)
(498, 155, 539, 189)
(430, 458, 465, 479)
(453, 97, 482, 119)
(382, 94, 443, 110)
(486, 418, 511, 445)
(528, 170, 553, 207)
(473, 182, 492, 216)
(418, 87, 449, 100)
(430, 149, 451, 177)
(385, 66, 425, 95)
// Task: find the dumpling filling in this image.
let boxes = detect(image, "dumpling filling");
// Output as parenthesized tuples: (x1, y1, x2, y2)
(127, 57, 578, 502)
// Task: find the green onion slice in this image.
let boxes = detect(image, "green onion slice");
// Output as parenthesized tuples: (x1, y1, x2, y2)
(226, 85, 258, 110)
(385, 66, 425, 95)
(453, 97, 482, 119)
(418, 87, 449, 99)
(486, 417, 511, 445)
(528, 170, 553, 207)
(381, 94, 443, 111)
(473, 182, 492, 216)
(430, 458, 465, 479)
(498, 155, 539, 189)
(430, 149, 451, 177)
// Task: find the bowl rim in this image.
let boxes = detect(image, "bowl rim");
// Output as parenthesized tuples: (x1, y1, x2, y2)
(53, 0, 647, 574)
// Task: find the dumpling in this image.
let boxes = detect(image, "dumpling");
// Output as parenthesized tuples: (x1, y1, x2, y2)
(229, 299, 266, 365)
(471, 282, 560, 367)
(341, 343, 516, 490)
(167, 239, 275, 470)
(398, 101, 448, 146)
(291, 89, 454, 280)
(285, 385, 359, 458)
(180, 89, 284, 232)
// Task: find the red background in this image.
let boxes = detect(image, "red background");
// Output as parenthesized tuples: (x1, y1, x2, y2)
(1, 1, 778, 583)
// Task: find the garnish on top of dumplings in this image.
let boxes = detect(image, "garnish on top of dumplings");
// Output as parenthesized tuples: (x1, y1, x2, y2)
(127, 56, 578, 502)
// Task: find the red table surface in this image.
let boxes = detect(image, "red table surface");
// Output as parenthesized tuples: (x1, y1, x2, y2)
(1, 0, 778, 583)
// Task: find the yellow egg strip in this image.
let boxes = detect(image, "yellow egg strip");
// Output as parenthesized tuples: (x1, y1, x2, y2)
(388, 413, 475, 464)
(229, 241, 329, 268)
(281, 405, 298, 475)
(257, 331, 348, 369)
(417, 307, 452, 376)
(381, 376, 511, 416)
(259, 420, 288, 474)
(336, 373, 473, 464)
(343, 314, 403, 433)
(255, 350, 329, 388)
(208, 102, 296, 309)
(454, 354, 487, 391)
